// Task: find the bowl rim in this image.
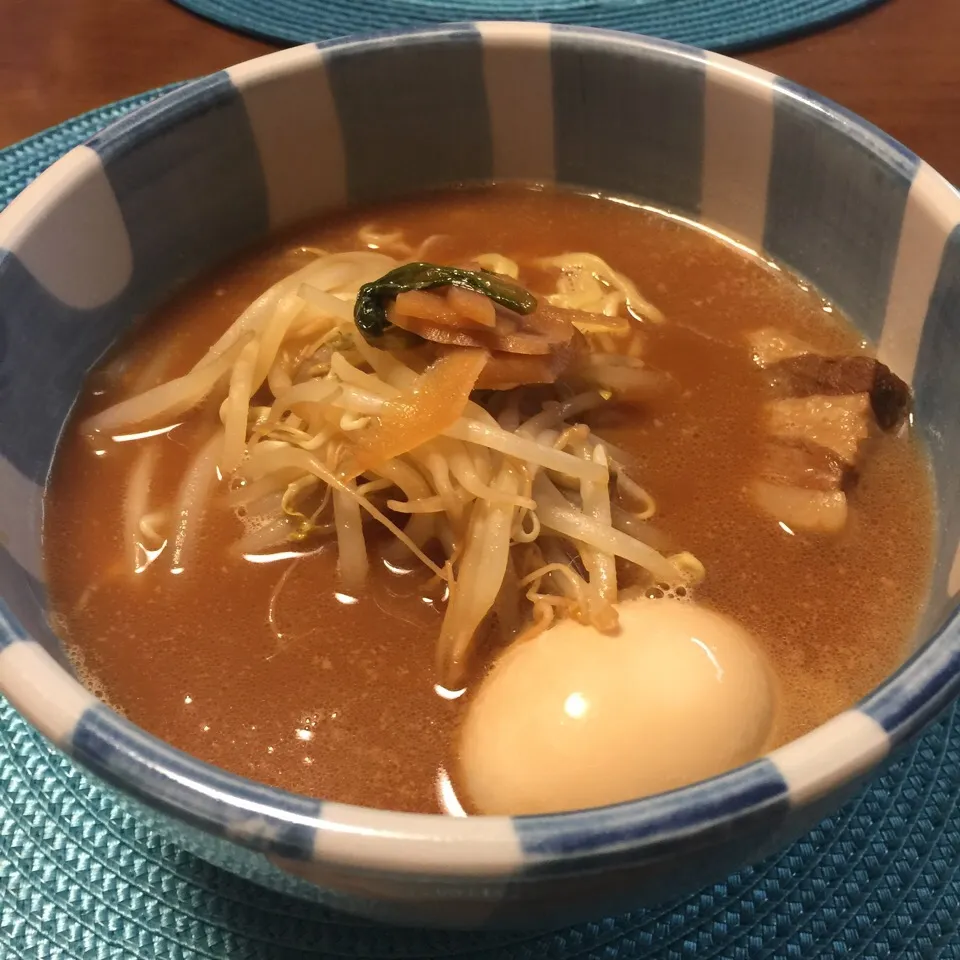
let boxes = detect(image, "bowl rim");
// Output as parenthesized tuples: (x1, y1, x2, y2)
(1, 20, 959, 880)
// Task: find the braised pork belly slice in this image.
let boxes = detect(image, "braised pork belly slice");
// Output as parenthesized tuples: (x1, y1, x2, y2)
(751, 483, 848, 534)
(766, 353, 910, 431)
(757, 440, 856, 491)
(765, 393, 872, 466)
(747, 328, 910, 534)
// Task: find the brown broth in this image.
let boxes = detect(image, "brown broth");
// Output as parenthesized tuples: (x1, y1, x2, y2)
(45, 185, 934, 814)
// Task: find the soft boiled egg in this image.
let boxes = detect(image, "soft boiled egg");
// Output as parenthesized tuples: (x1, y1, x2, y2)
(457, 597, 777, 816)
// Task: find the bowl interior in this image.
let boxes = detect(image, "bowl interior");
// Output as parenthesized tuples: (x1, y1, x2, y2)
(1, 23, 959, 833)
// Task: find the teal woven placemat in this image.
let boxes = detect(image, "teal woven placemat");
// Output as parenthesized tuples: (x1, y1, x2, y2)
(170, 0, 889, 51)
(3, 93, 960, 959)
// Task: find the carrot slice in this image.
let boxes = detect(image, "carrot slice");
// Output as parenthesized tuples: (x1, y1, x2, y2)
(476, 333, 585, 389)
(343, 348, 489, 478)
(393, 288, 509, 331)
(389, 307, 554, 355)
(447, 287, 497, 327)
(476, 353, 558, 389)
(394, 290, 463, 326)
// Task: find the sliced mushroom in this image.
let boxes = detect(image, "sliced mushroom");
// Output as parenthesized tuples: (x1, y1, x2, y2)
(474, 332, 587, 390)
(475, 351, 564, 390)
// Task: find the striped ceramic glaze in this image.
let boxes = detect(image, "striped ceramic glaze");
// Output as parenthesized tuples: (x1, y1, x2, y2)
(0, 24, 958, 929)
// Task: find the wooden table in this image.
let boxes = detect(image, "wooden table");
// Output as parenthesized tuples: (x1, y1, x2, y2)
(2, 0, 958, 183)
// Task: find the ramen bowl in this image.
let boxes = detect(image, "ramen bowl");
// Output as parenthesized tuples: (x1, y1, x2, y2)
(1, 23, 959, 930)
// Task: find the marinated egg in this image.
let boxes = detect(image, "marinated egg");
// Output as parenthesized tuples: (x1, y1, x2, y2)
(458, 598, 777, 816)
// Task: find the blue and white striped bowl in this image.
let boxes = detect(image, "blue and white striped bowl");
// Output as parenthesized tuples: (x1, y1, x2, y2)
(1, 23, 958, 930)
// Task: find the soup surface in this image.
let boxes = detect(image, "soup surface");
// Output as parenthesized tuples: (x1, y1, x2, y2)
(46, 185, 933, 815)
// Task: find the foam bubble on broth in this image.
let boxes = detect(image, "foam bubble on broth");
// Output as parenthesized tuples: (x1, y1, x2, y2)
(65, 640, 126, 717)
(42, 184, 934, 814)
